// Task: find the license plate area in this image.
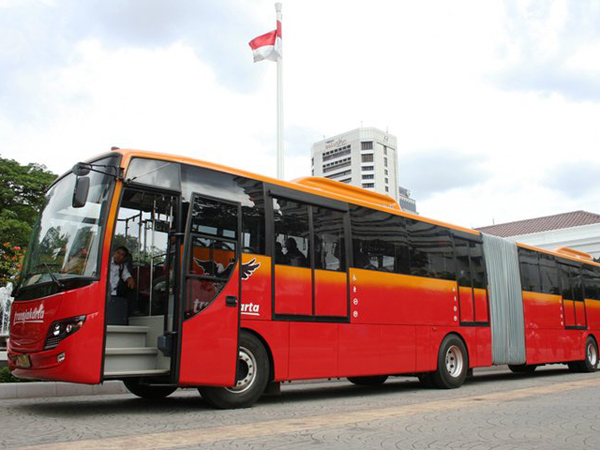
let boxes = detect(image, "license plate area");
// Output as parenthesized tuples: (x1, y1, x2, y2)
(16, 354, 31, 369)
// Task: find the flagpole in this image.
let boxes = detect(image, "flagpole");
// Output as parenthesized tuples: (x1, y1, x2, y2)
(275, 2, 284, 180)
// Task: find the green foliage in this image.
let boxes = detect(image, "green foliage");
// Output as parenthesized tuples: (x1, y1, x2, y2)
(0, 155, 56, 283)
(0, 366, 28, 383)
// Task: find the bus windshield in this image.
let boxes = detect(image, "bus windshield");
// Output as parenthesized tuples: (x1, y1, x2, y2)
(18, 156, 117, 292)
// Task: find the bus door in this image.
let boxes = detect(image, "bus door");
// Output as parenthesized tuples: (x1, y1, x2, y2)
(559, 262, 587, 329)
(177, 194, 241, 387)
(108, 188, 180, 373)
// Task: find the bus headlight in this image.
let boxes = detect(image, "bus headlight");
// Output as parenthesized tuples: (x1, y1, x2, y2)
(44, 316, 86, 350)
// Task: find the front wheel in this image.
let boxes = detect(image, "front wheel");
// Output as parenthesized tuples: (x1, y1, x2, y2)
(123, 378, 177, 399)
(199, 331, 270, 409)
(431, 335, 469, 389)
(568, 336, 599, 373)
(347, 375, 388, 386)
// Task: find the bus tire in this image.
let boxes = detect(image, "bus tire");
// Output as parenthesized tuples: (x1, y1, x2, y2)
(123, 378, 177, 399)
(508, 364, 537, 374)
(347, 375, 388, 386)
(418, 373, 436, 388)
(568, 336, 599, 373)
(431, 335, 469, 389)
(199, 331, 269, 409)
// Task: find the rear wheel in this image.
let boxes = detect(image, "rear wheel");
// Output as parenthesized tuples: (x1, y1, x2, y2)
(508, 364, 537, 374)
(123, 378, 177, 399)
(568, 336, 599, 373)
(347, 375, 388, 386)
(199, 331, 269, 409)
(431, 335, 469, 389)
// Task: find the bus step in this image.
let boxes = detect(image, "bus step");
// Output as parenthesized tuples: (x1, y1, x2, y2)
(104, 347, 159, 374)
(106, 325, 149, 348)
(104, 369, 170, 378)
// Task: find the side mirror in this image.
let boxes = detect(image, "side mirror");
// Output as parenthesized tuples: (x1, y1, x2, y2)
(72, 176, 90, 208)
(72, 163, 91, 177)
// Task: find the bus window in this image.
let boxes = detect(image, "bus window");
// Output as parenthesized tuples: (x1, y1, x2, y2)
(454, 238, 471, 287)
(126, 158, 181, 191)
(273, 198, 310, 268)
(539, 253, 560, 295)
(191, 197, 237, 239)
(519, 248, 541, 293)
(181, 165, 266, 255)
(570, 266, 584, 302)
(583, 265, 600, 300)
(350, 205, 408, 273)
(469, 242, 486, 289)
(559, 263, 572, 299)
(312, 206, 345, 272)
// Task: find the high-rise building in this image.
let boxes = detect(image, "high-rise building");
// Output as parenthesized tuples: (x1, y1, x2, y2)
(398, 186, 418, 214)
(311, 127, 399, 201)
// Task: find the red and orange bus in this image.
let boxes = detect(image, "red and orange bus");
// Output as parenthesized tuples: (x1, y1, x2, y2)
(8, 148, 600, 408)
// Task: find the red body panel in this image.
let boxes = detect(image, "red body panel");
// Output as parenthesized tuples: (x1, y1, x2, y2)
(315, 270, 347, 317)
(586, 299, 600, 329)
(474, 288, 489, 323)
(274, 265, 312, 315)
(459, 287, 474, 322)
(349, 269, 458, 326)
(289, 322, 338, 379)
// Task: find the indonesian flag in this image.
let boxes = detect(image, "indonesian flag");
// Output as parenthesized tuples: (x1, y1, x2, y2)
(249, 20, 282, 62)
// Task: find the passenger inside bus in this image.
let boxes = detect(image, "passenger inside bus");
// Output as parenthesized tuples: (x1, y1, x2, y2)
(284, 238, 308, 267)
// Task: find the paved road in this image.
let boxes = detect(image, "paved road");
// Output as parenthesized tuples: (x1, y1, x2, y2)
(2, 366, 600, 450)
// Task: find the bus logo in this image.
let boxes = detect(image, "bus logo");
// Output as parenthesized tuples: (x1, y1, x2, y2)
(241, 259, 261, 280)
(13, 305, 45, 325)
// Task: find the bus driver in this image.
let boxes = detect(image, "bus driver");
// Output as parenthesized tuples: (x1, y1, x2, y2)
(108, 246, 136, 324)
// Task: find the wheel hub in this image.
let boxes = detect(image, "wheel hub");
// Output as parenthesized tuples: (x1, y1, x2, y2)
(587, 342, 598, 368)
(445, 345, 464, 378)
(225, 346, 257, 394)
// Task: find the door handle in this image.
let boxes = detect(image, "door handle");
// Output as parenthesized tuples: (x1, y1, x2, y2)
(226, 296, 238, 307)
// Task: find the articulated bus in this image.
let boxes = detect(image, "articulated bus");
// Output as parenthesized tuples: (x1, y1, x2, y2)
(8, 148, 600, 408)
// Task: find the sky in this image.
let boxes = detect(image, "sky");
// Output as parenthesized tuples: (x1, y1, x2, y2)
(1, 0, 600, 230)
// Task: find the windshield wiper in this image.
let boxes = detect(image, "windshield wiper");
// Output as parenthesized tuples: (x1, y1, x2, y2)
(42, 263, 65, 291)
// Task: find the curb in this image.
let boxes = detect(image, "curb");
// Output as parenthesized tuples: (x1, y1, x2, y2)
(0, 380, 127, 400)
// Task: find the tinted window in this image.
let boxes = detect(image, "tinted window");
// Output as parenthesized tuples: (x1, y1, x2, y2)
(570, 265, 584, 301)
(181, 165, 266, 254)
(273, 198, 310, 268)
(539, 253, 560, 294)
(454, 238, 471, 287)
(558, 263, 572, 299)
(519, 248, 541, 292)
(470, 242, 486, 289)
(583, 265, 600, 300)
(191, 197, 237, 238)
(313, 206, 345, 271)
(350, 206, 409, 273)
(407, 220, 455, 280)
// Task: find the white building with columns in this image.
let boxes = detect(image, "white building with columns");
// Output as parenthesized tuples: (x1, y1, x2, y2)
(477, 210, 600, 260)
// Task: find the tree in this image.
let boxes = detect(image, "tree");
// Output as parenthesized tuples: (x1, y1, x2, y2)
(0, 156, 57, 283)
